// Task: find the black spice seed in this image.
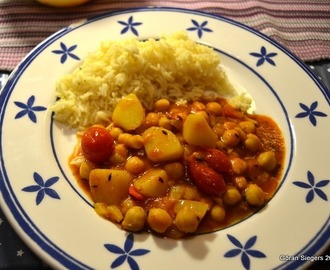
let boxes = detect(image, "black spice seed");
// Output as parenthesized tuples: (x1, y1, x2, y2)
(162, 130, 168, 135)
(158, 177, 164, 183)
(108, 173, 112, 181)
(195, 155, 204, 162)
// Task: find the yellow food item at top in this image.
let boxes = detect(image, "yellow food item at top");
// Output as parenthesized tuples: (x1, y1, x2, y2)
(52, 31, 250, 130)
(36, 0, 91, 7)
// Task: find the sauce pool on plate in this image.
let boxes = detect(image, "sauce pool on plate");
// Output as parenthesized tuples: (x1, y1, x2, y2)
(69, 95, 285, 239)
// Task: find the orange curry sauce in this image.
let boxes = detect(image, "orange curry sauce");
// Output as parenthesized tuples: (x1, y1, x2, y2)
(69, 97, 285, 239)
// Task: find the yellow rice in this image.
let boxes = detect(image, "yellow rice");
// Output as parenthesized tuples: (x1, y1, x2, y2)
(52, 31, 248, 129)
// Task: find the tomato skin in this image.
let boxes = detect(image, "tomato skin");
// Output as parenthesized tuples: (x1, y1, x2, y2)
(203, 149, 232, 173)
(187, 149, 229, 196)
(188, 160, 226, 196)
(81, 126, 114, 163)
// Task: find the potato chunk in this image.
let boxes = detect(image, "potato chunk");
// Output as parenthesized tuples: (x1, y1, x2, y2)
(174, 200, 210, 220)
(142, 127, 183, 163)
(183, 114, 217, 148)
(89, 169, 133, 205)
(112, 94, 145, 131)
(173, 200, 210, 233)
(133, 169, 169, 197)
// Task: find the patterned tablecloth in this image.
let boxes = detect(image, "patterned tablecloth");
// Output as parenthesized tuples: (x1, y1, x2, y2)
(0, 0, 329, 269)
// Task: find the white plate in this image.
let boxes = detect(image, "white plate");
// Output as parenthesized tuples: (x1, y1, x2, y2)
(1, 7, 330, 270)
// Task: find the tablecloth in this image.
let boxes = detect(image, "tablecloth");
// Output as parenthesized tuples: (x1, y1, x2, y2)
(0, 0, 330, 269)
(0, 0, 330, 71)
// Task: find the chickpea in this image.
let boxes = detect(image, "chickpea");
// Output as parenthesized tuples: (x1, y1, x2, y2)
(175, 112, 188, 122)
(169, 112, 187, 130)
(183, 186, 199, 200)
(191, 101, 206, 112)
(158, 116, 172, 130)
(222, 186, 242, 206)
(166, 226, 185, 239)
(129, 135, 144, 149)
(145, 112, 160, 127)
(200, 197, 213, 208)
(234, 176, 248, 190)
(257, 151, 277, 171)
(169, 119, 182, 130)
(109, 127, 123, 140)
(244, 133, 261, 153)
(194, 111, 209, 122)
(121, 198, 136, 214)
(239, 121, 256, 134)
(109, 144, 128, 164)
(234, 126, 247, 141)
(174, 207, 199, 233)
(118, 133, 131, 145)
(222, 129, 240, 147)
(212, 196, 223, 205)
(169, 185, 185, 199)
(216, 140, 227, 151)
(118, 133, 144, 149)
(223, 121, 237, 130)
(210, 205, 226, 222)
(245, 184, 265, 206)
(121, 206, 146, 232)
(154, 98, 170, 112)
(230, 157, 248, 175)
(125, 156, 145, 175)
(206, 101, 222, 116)
(147, 208, 172, 233)
(164, 162, 184, 180)
(214, 123, 225, 137)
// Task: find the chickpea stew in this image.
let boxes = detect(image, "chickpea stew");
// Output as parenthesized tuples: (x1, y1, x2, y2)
(70, 94, 285, 239)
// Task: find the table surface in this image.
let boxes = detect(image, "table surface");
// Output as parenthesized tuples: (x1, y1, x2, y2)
(0, 0, 330, 269)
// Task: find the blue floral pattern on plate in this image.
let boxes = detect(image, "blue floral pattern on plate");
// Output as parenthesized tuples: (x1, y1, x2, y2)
(295, 101, 327, 126)
(224, 235, 266, 270)
(186, 19, 213, 38)
(14, 95, 46, 123)
(52, 42, 80, 64)
(293, 171, 329, 203)
(118, 16, 143, 36)
(22, 173, 60, 205)
(250, 46, 278, 66)
(104, 233, 150, 270)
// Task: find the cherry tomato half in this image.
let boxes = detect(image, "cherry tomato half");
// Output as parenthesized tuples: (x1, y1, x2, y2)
(81, 126, 114, 163)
